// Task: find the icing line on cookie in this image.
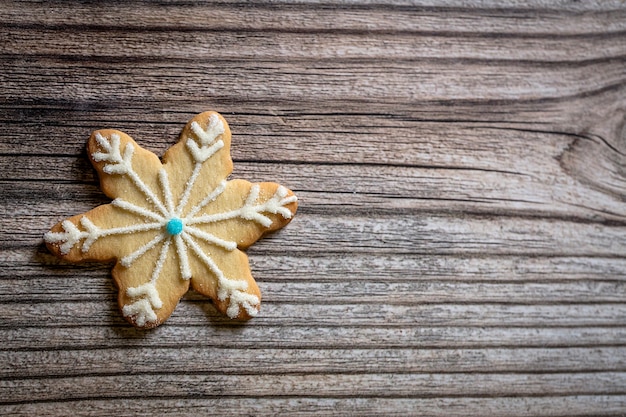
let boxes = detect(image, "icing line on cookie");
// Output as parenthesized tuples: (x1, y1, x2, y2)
(120, 233, 166, 268)
(122, 282, 162, 327)
(174, 233, 192, 280)
(159, 169, 175, 214)
(177, 114, 225, 216)
(185, 179, 227, 219)
(182, 232, 259, 318)
(93, 132, 168, 216)
(187, 185, 297, 228)
(44, 218, 163, 255)
(112, 198, 165, 222)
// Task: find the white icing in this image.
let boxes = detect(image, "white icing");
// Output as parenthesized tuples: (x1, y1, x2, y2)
(191, 114, 225, 145)
(92, 133, 133, 175)
(226, 289, 260, 318)
(122, 299, 155, 327)
(181, 231, 225, 280)
(122, 281, 163, 326)
(44, 220, 83, 255)
(175, 163, 202, 216)
(49, 115, 296, 325)
(122, 297, 158, 327)
(112, 198, 164, 222)
(187, 185, 297, 228)
(79, 217, 99, 251)
(122, 237, 171, 324)
(187, 139, 224, 164)
(185, 179, 227, 219)
(176, 116, 225, 214)
(120, 233, 166, 268)
(85, 221, 163, 254)
(43, 217, 162, 254)
(174, 234, 192, 279)
(158, 169, 175, 213)
(182, 232, 259, 318)
(264, 186, 298, 219)
(191, 114, 225, 146)
(185, 226, 237, 251)
(93, 132, 168, 216)
(126, 282, 163, 309)
(150, 238, 171, 283)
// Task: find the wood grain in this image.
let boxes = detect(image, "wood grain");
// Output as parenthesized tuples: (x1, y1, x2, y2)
(1, 0, 625, 415)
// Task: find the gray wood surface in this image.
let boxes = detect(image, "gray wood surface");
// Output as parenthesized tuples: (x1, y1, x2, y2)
(1, 0, 626, 415)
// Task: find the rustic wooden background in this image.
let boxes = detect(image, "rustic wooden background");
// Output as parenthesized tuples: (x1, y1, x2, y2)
(1, 0, 626, 415)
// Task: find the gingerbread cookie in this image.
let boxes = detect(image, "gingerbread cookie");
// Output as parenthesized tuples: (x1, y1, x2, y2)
(45, 111, 298, 328)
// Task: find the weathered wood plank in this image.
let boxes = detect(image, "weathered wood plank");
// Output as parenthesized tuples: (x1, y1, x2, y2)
(4, 26, 626, 62)
(2, 59, 624, 103)
(2, 325, 624, 350)
(1, 300, 624, 328)
(5, 249, 626, 282)
(3, 396, 626, 417)
(2, 277, 625, 304)
(2, 372, 626, 404)
(2, 1, 625, 33)
(2, 347, 625, 379)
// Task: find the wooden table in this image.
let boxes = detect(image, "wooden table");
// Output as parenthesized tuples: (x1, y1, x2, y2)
(1, 1, 625, 415)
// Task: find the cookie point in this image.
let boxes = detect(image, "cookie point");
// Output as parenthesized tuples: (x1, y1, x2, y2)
(166, 218, 184, 235)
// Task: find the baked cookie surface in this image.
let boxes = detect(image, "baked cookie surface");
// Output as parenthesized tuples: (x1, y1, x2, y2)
(45, 111, 298, 328)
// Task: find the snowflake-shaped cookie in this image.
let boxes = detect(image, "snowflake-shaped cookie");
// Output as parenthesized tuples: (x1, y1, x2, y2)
(45, 111, 298, 328)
